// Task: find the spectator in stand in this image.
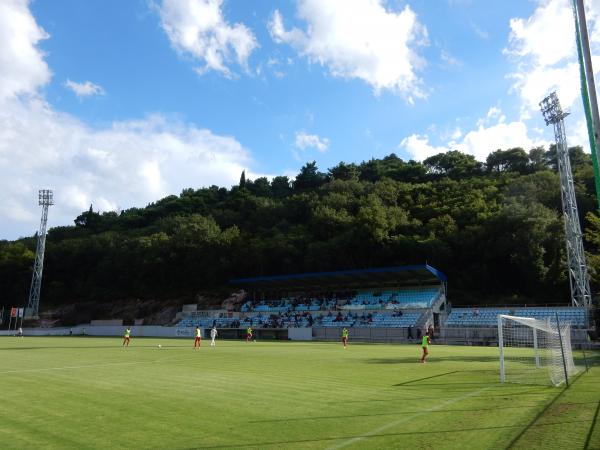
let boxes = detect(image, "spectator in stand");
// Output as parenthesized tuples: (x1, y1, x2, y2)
(407, 325, 413, 340)
(473, 308, 479, 317)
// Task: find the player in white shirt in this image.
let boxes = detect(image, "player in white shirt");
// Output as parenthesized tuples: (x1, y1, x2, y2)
(210, 326, 218, 347)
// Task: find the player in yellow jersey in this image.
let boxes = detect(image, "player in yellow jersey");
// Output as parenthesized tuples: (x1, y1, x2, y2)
(122, 328, 131, 347)
(246, 326, 253, 342)
(420, 331, 431, 363)
(194, 326, 202, 348)
(342, 328, 349, 348)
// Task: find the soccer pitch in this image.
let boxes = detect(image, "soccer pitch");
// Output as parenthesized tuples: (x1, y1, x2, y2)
(0, 337, 598, 449)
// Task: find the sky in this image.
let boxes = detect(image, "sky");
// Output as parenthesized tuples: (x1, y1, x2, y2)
(2, 0, 600, 240)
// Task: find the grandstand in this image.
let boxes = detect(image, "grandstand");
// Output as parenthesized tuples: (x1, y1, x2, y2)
(445, 307, 587, 328)
(176, 265, 448, 340)
(174, 264, 591, 345)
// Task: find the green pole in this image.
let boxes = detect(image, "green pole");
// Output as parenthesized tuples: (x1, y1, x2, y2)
(572, 0, 600, 210)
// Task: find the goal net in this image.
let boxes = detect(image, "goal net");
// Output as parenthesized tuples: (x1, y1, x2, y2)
(498, 314, 578, 386)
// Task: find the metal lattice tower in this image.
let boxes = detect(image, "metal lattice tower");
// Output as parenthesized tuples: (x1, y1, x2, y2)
(540, 93, 592, 308)
(26, 189, 53, 319)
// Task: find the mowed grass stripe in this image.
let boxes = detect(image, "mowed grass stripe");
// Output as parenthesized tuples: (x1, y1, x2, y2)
(0, 337, 596, 449)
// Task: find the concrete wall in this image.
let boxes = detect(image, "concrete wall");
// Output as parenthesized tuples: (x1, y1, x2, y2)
(0, 325, 185, 338)
(313, 327, 410, 342)
(0, 325, 588, 345)
(288, 327, 312, 341)
(0, 325, 312, 340)
(90, 319, 123, 326)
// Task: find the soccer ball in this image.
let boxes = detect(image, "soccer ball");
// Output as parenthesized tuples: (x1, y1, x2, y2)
(158, 344, 162, 349)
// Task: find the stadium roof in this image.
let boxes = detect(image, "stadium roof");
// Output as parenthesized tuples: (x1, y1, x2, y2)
(230, 264, 447, 290)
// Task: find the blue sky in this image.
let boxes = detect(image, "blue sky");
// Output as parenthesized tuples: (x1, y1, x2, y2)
(0, 0, 598, 239)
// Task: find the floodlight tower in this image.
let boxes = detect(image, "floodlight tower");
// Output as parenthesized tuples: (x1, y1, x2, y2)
(540, 93, 592, 308)
(26, 189, 53, 319)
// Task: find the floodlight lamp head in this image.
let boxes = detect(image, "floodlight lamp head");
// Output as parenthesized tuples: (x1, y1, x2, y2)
(540, 92, 568, 125)
(38, 189, 53, 206)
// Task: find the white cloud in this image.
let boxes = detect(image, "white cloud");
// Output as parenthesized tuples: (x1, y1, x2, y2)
(0, 99, 255, 238)
(0, 0, 50, 101)
(477, 106, 506, 127)
(400, 134, 450, 161)
(64, 79, 105, 98)
(158, 0, 258, 77)
(450, 127, 463, 140)
(456, 121, 546, 160)
(295, 131, 330, 153)
(472, 23, 490, 40)
(268, 0, 428, 101)
(506, 0, 574, 68)
(440, 50, 462, 67)
(401, 108, 547, 161)
(0, 0, 260, 239)
(505, 0, 600, 118)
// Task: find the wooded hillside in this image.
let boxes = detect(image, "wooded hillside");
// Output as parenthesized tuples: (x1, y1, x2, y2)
(2, 146, 600, 308)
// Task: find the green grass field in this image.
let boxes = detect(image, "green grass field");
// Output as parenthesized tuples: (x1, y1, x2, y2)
(0, 337, 598, 450)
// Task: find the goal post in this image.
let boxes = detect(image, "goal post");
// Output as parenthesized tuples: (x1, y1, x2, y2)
(498, 314, 578, 386)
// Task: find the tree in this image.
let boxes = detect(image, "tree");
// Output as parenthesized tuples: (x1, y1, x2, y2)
(528, 147, 550, 172)
(74, 204, 100, 229)
(246, 177, 271, 197)
(328, 162, 359, 181)
(271, 176, 292, 198)
(293, 161, 326, 191)
(239, 170, 246, 189)
(486, 148, 529, 173)
(543, 145, 590, 172)
(359, 159, 384, 182)
(424, 151, 481, 179)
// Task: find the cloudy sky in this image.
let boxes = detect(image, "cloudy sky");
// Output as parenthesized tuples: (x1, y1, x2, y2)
(1, 0, 600, 239)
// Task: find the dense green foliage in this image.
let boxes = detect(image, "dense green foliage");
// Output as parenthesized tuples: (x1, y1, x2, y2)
(1, 147, 600, 307)
(0, 337, 598, 449)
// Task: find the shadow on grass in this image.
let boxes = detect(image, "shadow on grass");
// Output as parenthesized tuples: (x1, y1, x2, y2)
(247, 404, 553, 424)
(189, 419, 582, 449)
(367, 355, 499, 364)
(392, 371, 459, 386)
(584, 400, 600, 449)
(326, 388, 554, 405)
(506, 370, 588, 448)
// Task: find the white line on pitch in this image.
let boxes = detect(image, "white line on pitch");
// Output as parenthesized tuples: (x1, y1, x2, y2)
(0, 349, 218, 375)
(0, 360, 156, 374)
(327, 387, 492, 450)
